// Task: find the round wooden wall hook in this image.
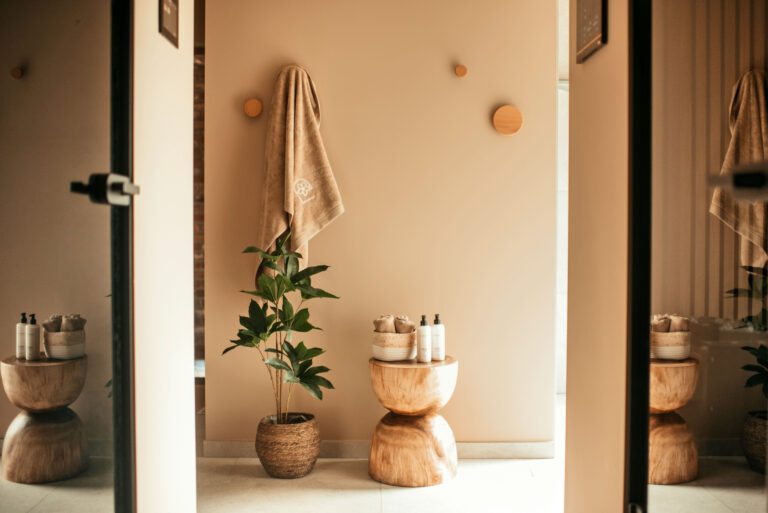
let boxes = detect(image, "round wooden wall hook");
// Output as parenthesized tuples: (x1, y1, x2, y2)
(454, 64, 468, 78)
(10, 66, 24, 80)
(243, 98, 263, 118)
(492, 104, 523, 135)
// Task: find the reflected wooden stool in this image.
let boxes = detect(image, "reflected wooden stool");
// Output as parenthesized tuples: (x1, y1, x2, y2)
(649, 358, 698, 484)
(0, 356, 89, 483)
(368, 356, 458, 487)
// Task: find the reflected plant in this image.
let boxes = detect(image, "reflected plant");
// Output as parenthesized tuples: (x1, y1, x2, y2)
(741, 344, 768, 401)
(222, 230, 337, 424)
(726, 265, 768, 331)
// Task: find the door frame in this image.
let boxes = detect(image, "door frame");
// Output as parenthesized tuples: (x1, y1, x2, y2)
(111, 1, 136, 512)
(625, 0, 652, 511)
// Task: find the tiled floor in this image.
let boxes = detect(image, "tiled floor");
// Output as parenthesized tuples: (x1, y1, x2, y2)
(196, 457, 562, 513)
(1, 393, 765, 513)
(649, 457, 766, 513)
(0, 457, 114, 513)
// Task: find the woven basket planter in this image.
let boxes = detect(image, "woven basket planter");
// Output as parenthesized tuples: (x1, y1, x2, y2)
(742, 411, 766, 474)
(255, 413, 320, 478)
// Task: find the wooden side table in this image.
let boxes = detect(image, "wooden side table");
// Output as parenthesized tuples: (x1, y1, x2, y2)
(368, 356, 458, 487)
(0, 356, 89, 483)
(648, 358, 699, 485)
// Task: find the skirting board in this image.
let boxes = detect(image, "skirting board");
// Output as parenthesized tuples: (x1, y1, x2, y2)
(204, 439, 555, 459)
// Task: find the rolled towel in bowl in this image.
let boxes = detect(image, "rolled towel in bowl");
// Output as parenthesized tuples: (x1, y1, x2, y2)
(651, 314, 671, 332)
(373, 314, 396, 333)
(669, 315, 689, 332)
(42, 314, 62, 333)
(394, 315, 415, 334)
(61, 314, 87, 332)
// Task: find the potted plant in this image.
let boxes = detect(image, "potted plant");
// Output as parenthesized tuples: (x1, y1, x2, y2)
(726, 265, 768, 330)
(740, 344, 767, 474)
(222, 231, 337, 478)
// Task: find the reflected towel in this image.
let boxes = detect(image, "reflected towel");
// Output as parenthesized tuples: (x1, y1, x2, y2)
(258, 64, 344, 260)
(710, 69, 768, 266)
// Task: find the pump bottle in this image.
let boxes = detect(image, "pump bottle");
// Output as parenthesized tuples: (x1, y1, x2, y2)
(431, 314, 445, 361)
(25, 313, 40, 361)
(417, 315, 431, 363)
(15, 313, 27, 359)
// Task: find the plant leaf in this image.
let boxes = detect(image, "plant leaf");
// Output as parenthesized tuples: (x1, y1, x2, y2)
(300, 381, 323, 400)
(745, 373, 767, 387)
(265, 358, 291, 372)
(291, 308, 318, 332)
(304, 374, 334, 389)
(298, 284, 339, 300)
(291, 265, 330, 284)
(222, 345, 238, 355)
(304, 365, 330, 376)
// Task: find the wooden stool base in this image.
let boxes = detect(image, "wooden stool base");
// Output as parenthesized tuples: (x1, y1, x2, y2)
(369, 412, 457, 487)
(649, 412, 698, 484)
(2, 408, 89, 483)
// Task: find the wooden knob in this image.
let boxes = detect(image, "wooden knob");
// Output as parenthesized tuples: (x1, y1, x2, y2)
(454, 64, 468, 78)
(243, 98, 263, 118)
(492, 104, 523, 135)
(10, 66, 23, 79)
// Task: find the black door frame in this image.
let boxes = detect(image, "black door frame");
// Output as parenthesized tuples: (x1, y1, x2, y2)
(111, 1, 135, 512)
(625, 0, 652, 512)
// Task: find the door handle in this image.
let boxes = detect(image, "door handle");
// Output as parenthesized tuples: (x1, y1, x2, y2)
(71, 173, 140, 207)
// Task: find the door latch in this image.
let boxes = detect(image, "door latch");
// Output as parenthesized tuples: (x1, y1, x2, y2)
(71, 173, 140, 207)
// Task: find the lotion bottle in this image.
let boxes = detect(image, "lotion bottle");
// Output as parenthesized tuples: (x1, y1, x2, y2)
(431, 314, 445, 361)
(25, 313, 40, 361)
(417, 315, 431, 363)
(16, 312, 27, 359)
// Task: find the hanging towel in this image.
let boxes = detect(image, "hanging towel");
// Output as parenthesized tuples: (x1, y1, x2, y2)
(710, 69, 768, 266)
(258, 64, 344, 259)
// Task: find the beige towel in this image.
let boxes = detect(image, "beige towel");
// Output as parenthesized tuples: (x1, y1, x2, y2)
(710, 69, 768, 266)
(258, 64, 344, 259)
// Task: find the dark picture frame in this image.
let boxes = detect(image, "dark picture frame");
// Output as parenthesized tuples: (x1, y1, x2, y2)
(159, 0, 179, 48)
(576, 0, 608, 63)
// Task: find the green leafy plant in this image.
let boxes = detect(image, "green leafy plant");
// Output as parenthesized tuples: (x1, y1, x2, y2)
(222, 230, 337, 424)
(741, 344, 768, 402)
(726, 265, 768, 331)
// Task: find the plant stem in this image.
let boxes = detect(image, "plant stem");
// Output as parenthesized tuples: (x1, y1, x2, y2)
(284, 384, 293, 423)
(257, 346, 277, 401)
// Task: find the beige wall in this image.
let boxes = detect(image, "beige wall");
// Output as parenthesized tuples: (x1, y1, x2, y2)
(651, 0, 767, 456)
(133, 0, 197, 510)
(0, 0, 112, 453)
(205, 0, 558, 443)
(564, 0, 629, 512)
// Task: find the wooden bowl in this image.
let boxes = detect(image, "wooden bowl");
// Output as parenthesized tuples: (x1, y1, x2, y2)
(649, 358, 698, 413)
(369, 356, 458, 415)
(651, 331, 690, 360)
(0, 356, 87, 412)
(372, 331, 416, 362)
(44, 330, 86, 360)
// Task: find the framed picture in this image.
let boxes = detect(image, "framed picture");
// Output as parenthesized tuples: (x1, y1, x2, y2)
(159, 0, 179, 48)
(576, 0, 607, 63)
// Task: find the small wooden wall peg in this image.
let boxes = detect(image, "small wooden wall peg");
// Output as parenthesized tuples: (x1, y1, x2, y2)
(454, 64, 468, 78)
(10, 66, 24, 80)
(492, 105, 523, 135)
(243, 98, 263, 118)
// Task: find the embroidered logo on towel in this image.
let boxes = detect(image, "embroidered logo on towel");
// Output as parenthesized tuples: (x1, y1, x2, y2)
(294, 178, 315, 204)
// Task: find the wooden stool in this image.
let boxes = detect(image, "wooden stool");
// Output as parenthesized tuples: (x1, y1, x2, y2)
(368, 356, 458, 487)
(1, 356, 89, 483)
(649, 358, 698, 484)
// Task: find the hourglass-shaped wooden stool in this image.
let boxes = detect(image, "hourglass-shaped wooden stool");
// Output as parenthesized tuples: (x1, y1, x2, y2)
(368, 356, 459, 487)
(649, 358, 699, 484)
(1, 356, 89, 483)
